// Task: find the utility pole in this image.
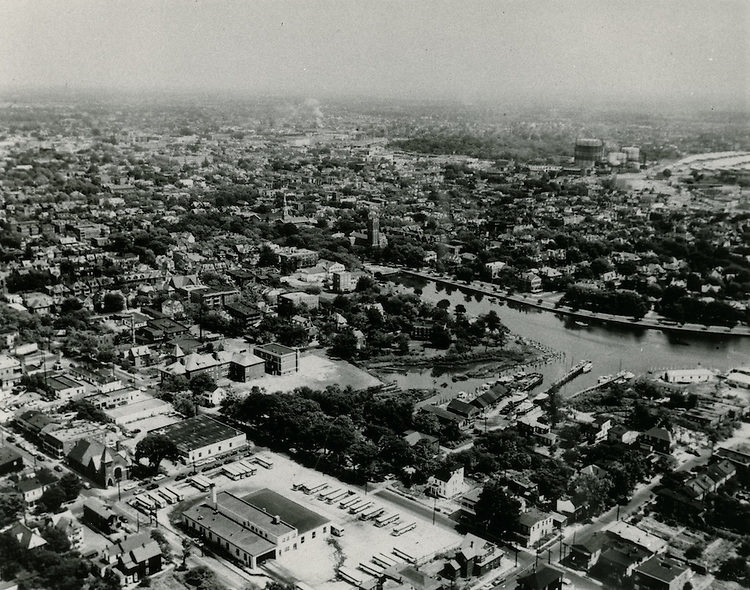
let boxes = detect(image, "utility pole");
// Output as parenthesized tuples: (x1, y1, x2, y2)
(432, 496, 436, 525)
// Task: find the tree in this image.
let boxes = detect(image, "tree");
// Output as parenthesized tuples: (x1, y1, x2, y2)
(474, 480, 521, 538)
(102, 292, 125, 313)
(569, 473, 614, 515)
(189, 374, 216, 397)
(173, 393, 197, 417)
(40, 524, 71, 553)
(150, 529, 172, 563)
(0, 494, 23, 527)
(58, 473, 83, 502)
(179, 538, 192, 571)
(37, 485, 66, 513)
(330, 330, 358, 360)
(135, 434, 179, 473)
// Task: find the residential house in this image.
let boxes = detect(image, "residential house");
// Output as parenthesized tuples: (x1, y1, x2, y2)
(0, 447, 23, 475)
(516, 566, 564, 590)
(633, 556, 691, 590)
(450, 533, 503, 578)
(3, 521, 47, 551)
(427, 466, 465, 499)
(17, 471, 58, 507)
(517, 509, 554, 548)
(639, 427, 674, 454)
(0, 355, 22, 393)
(83, 498, 120, 534)
(104, 533, 163, 585)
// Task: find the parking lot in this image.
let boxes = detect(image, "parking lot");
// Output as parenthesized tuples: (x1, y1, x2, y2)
(156, 450, 462, 589)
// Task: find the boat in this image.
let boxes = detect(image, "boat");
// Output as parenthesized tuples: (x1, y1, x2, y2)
(452, 374, 469, 382)
(582, 361, 593, 373)
(575, 321, 589, 327)
(597, 375, 613, 384)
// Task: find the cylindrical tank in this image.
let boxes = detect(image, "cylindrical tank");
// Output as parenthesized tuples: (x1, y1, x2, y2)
(608, 151, 627, 166)
(622, 146, 641, 162)
(574, 138, 604, 169)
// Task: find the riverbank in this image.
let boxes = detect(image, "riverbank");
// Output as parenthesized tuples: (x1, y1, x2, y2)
(393, 268, 750, 338)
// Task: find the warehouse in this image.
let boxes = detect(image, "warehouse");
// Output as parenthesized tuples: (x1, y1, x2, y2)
(151, 415, 246, 464)
(182, 487, 330, 568)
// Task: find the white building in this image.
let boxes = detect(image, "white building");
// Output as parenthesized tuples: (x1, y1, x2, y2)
(663, 369, 713, 384)
(0, 354, 22, 393)
(427, 466, 465, 499)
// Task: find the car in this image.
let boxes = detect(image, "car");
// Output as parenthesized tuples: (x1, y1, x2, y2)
(6, 435, 15, 443)
(175, 474, 187, 481)
(54, 465, 64, 472)
(188, 471, 197, 477)
(200, 465, 214, 473)
(153, 474, 166, 481)
(146, 483, 159, 491)
(37, 454, 46, 461)
(132, 488, 145, 495)
(82, 481, 91, 489)
(122, 482, 137, 491)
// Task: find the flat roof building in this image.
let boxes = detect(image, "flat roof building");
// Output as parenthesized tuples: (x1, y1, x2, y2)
(151, 415, 246, 464)
(183, 488, 330, 569)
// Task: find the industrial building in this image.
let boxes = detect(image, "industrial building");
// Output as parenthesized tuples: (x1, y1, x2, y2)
(574, 138, 604, 170)
(182, 488, 331, 569)
(151, 414, 246, 464)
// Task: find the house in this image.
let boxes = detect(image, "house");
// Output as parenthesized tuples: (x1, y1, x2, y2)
(591, 544, 651, 587)
(4, 521, 47, 551)
(460, 487, 483, 515)
(517, 509, 554, 548)
(639, 427, 674, 454)
(0, 447, 23, 475)
(522, 272, 542, 294)
(516, 566, 564, 590)
(569, 533, 606, 570)
(402, 430, 439, 453)
(83, 498, 120, 534)
(0, 354, 22, 392)
(123, 345, 152, 369)
(47, 511, 83, 550)
(446, 399, 479, 422)
(427, 466, 465, 499)
(453, 533, 503, 577)
(201, 386, 228, 407)
(104, 533, 163, 584)
(332, 271, 357, 293)
(633, 556, 691, 590)
(17, 471, 58, 507)
(67, 439, 130, 488)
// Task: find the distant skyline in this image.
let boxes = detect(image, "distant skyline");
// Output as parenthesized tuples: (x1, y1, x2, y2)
(1, 0, 747, 109)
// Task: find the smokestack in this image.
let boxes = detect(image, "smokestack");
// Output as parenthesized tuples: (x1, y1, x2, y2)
(211, 484, 217, 509)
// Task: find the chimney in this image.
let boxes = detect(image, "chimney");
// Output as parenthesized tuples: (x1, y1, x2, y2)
(272, 515, 280, 524)
(211, 484, 217, 509)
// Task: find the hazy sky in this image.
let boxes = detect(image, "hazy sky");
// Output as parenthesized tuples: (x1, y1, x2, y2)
(1, 0, 747, 107)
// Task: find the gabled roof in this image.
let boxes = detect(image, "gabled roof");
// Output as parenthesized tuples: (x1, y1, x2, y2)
(5, 521, 47, 550)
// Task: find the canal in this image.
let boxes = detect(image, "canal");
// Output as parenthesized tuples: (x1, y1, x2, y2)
(383, 274, 750, 397)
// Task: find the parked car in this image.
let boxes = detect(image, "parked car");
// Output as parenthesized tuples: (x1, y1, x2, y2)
(146, 483, 159, 491)
(6, 435, 15, 443)
(175, 474, 187, 481)
(153, 474, 166, 481)
(54, 465, 63, 472)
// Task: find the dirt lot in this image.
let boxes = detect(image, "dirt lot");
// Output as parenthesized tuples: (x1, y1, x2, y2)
(168, 451, 462, 589)
(225, 352, 382, 395)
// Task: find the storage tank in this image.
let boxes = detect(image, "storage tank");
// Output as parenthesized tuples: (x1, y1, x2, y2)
(574, 138, 604, 169)
(608, 151, 627, 166)
(622, 146, 641, 163)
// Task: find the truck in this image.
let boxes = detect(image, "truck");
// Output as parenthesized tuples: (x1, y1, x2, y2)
(330, 523, 345, 537)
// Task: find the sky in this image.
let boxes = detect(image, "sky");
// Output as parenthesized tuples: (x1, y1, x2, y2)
(0, 0, 748, 108)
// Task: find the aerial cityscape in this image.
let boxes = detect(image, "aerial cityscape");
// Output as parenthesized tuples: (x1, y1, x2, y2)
(0, 2, 748, 590)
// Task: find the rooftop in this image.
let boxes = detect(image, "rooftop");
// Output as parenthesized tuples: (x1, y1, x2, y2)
(242, 488, 330, 534)
(153, 414, 244, 452)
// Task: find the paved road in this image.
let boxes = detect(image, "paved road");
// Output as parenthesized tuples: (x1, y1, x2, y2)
(397, 268, 750, 337)
(374, 487, 458, 530)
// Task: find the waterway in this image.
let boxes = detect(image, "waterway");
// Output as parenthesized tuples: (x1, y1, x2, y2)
(383, 274, 750, 398)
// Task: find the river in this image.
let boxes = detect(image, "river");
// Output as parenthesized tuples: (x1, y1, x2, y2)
(382, 274, 750, 398)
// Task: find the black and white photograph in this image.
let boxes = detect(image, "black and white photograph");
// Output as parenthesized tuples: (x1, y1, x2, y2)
(0, 1, 748, 589)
